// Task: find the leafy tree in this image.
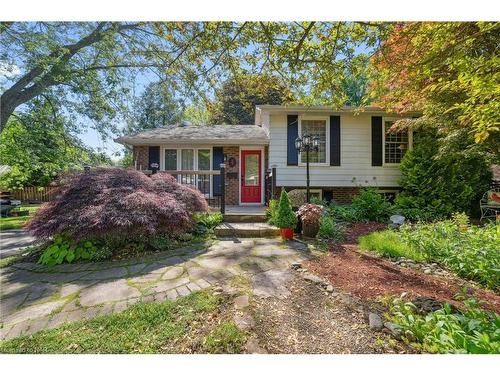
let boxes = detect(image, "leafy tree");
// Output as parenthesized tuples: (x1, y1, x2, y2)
(1, 22, 386, 135)
(0, 99, 110, 190)
(126, 81, 184, 134)
(27, 168, 208, 241)
(210, 74, 293, 124)
(182, 103, 212, 125)
(370, 22, 499, 149)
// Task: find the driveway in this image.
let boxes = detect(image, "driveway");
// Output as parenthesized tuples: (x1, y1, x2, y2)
(0, 237, 309, 340)
(0, 229, 37, 259)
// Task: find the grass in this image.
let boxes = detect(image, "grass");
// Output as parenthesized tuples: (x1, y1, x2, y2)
(0, 256, 20, 268)
(0, 204, 40, 230)
(0, 290, 245, 354)
(358, 230, 425, 261)
(202, 321, 247, 353)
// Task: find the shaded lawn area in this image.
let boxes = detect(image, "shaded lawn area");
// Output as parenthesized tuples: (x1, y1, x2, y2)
(0, 204, 40, 230)
(0, 290, 246, 354)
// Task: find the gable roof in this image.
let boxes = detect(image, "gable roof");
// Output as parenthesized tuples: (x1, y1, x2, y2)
(115, 124, 269, 146)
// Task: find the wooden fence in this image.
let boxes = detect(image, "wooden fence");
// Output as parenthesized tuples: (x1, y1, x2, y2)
(11, 186, 58, 203)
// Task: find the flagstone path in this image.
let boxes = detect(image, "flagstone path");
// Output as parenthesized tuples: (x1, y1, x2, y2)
(0, 238, 310, 341)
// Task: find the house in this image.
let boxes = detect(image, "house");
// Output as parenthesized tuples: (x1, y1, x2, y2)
(115, 105, 418, 207)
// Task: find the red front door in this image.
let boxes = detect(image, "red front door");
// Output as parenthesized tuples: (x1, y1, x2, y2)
(241, 150, 262, 203)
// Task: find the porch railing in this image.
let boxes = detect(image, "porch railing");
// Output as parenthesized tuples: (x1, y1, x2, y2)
(163, 165, 226, 213)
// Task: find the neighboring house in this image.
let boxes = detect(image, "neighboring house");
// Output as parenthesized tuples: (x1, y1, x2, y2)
(115, 105, 418, 206)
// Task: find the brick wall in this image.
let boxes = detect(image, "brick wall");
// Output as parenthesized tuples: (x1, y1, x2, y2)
(133, 146, 149, 170)
(328, 187, 361, 204)
(223, 146, 240, 205)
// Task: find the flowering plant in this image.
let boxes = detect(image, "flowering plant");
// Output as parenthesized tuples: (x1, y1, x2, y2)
(297, 204, 325, 226)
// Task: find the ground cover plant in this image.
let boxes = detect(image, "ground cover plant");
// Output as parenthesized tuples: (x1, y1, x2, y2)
(359, 215, 500, 289)
(0, 290, 246, 354)
(26, 168, 209, 264)
(387, 294, 500, 354)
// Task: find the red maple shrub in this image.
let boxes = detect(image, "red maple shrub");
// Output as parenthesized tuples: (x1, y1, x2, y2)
(27, 168, 208, 242)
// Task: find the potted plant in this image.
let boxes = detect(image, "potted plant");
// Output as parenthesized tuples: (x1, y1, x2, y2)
(297, 203, 325, 238)
(275, 190, 297, 240)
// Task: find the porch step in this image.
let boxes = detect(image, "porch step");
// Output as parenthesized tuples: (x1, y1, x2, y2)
(214, 222, 280, 238)
(223, 213, 267, 223)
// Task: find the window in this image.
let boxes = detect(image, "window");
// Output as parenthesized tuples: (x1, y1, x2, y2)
(300, 119, 327, 163)
(164, 149, 177, 171)
(180, 149, 195, 185)
(244, 154, 259, 186)
(197, 149, 211, 195)
(384, 121, 408, 164)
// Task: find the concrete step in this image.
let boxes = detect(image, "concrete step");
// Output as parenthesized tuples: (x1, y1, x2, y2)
(223, 214, 267, 223)
(214, 222, 280, 238)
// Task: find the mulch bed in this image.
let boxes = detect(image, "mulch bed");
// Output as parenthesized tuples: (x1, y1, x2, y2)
(305, 222, 500, 314)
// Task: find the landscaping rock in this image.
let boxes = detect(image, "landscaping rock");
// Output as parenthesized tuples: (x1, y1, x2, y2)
(234, 312, 255, 330)
(302, 272, 324, 285)
(291, 262, 302, 270)
(411, 297, 444, 315)
(325, 284, 334, 293)
(245, 335, 268, 354)
(384, 321, 402, 338)
(390, 215, 405, 226)
(234, 295, 250, 310)
(368, 312, 383, 330)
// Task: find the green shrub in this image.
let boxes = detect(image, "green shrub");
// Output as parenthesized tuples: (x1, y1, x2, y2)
(395, 129, 492, 220)
(194, 212, 223, 229)
(351, 187, 394, 222)
(318, 216, 345, 242)
(266, 199, 279, 225)
(39, 234, 94, 266)
(388, 295, 500, 354)
(328, 204, 364, 222)
(274, 190, 297, 229)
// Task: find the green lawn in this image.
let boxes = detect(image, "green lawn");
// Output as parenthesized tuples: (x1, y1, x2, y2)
(358, 230, 426, 261)
(0, 204, 40, 230)
(0, 290, 247, 354)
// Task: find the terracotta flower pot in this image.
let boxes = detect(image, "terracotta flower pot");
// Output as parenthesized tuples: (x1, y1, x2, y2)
(302, 222, 320, 238)
(280, 228, 294, 240)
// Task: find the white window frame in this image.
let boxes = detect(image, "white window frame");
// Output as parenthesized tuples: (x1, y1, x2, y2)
(382, 117, 412, 166)
(298, 115, 330, 166)
(160, 147, 213, 198)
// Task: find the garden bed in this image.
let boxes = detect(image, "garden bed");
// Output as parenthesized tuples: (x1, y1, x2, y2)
(304, 223, 500, 314)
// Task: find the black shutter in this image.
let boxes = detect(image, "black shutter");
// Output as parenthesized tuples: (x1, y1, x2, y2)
(212, 146, 224, 196)
(148, 146, 160, 169)
(371, 116, 383, 166)
(330, 115, 341, 166)
(287, 114, 299, 166)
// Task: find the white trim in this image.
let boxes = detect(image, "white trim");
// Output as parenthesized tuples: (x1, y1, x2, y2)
(298, 115, 330, 166)
(239, 146, 265, 205)
(382, 117, 411, 166)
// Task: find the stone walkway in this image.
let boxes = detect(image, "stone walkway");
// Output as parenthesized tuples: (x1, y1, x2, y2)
(0, 229, 36, 259)
(0, 238, 310, 341)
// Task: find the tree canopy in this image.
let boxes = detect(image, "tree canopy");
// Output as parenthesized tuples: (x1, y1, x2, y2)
(210, 74, 293, 124)
(126, 81, 184, 134)
(0, 99, 111, 190)
(1, 22, 384, 135)
(369, 22, 499, 150)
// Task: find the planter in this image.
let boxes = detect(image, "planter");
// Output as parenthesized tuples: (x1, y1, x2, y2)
(279, 228, 294, 240)
(302, 222, 320, 238)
